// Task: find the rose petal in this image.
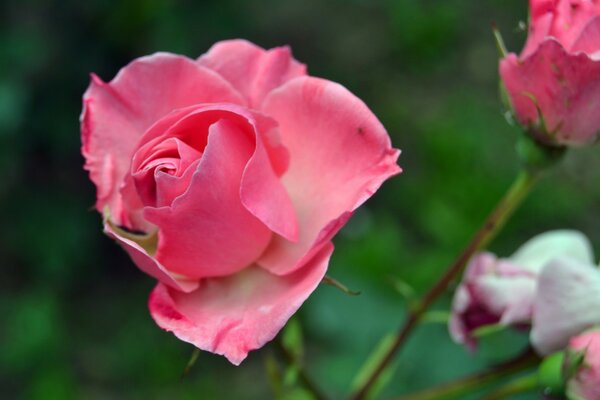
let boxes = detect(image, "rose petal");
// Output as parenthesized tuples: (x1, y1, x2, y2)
(474, 274, 536, 325)
(198, 39, 306, 108)
(521, 12, 554, 59)
(257, 76, 401, 275)
(148, 242, 333, 365)
(144, 118, 272, 279)
(132, 103, 297, 241)
(510, 230, 594, 274)
(81, 53, 245, 226)
(104, 222, 198, 293)
(531, 257, 600, 355)
(500, 39, 600, 146)
(571, 15, 600, 57)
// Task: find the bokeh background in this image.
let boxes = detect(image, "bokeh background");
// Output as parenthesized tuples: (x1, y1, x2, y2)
(2, 0, 599, 399)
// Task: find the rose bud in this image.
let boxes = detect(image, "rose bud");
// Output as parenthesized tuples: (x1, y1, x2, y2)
(450, 230, 593, 350)
(80, 40, 401, 364)
(500, 0, 600, 146)
(531, 256, 600, 355)
(564, 329, 600, 399)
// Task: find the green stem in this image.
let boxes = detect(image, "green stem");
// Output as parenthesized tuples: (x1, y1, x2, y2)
(349, 169, 542, 400)
(482, 372, 539, 400)
(392, 348, 540, 400)
(275, 339, 329, 400)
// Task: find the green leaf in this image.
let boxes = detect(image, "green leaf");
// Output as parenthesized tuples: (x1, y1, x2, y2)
(351, 333, 397, 399)
(281, 317, 304, 363)
(472, 323, 507, 338)
(420, 310, 450, 325)
(181, 347, 200, 378)
(264, 351, 284, 397)
(389, 277, 416, 303)
(322, 275, 361, 296)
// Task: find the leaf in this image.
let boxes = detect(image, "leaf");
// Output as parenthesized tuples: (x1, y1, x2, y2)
(322, 275, 361, 296)
(420, 310, 450, 324)
(351, 333, 397, 399)
(389, 276, 416, 303)
(264, 351, 284, 398)
(472, 323, 507, 338)
(281, 317, 304, 363)
(181, 347, 200, 379)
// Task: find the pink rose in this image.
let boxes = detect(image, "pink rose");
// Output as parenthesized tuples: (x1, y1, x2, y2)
(449, 231, 593, 350)
(81, 40, 400, 364)
(565, 329, 600, 399)
(499, 0, 600, 146)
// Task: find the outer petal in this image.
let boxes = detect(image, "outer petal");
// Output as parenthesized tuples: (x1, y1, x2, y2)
(500, 40, 600, 146)
(510, 230, 594, 274)
(148, 242, 333, 365)
(257, 77, 401, 275)
(81, 53, 245, 226)
(198, 39, 306, 108)
(144, 119, 272, 279)
(104, 222, 198, 293)
(474, 274, 536, 325)
(531, 257, 600, 355)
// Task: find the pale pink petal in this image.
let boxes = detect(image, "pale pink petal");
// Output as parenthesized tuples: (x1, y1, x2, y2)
(148, 242, 333, 365)
(198, 39, 306, 108)
(81, 53, 245, 227)
(257, 77, 401, 276)
(510, 230, 594, 274)
(501, 39, 600, 146)
(104, 222, 198, 293)
(144, 119, 272, 279)
(531, 257, 600, 355)
(475, 275, 536, 325)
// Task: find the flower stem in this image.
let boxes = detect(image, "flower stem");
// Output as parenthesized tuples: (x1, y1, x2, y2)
(481, 372, 539, 400)
(275, 338, 329, 400)
(392, 348, 540, 400)
(349, 169, 542, 400)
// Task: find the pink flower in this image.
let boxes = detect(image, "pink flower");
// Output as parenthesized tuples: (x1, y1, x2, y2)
(80, 40, 401, 364)
(450, 231, 593, 350)
(565, 329, 600, 399)
(499, 0, 600, 146)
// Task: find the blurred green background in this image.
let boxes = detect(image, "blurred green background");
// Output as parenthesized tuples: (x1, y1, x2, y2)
(1, 0, 599, 399)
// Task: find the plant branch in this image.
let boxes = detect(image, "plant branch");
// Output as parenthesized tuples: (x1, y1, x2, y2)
(275, 339, 329, 400)
(392, 348, 540, 400)
(349, 169, 542, 400)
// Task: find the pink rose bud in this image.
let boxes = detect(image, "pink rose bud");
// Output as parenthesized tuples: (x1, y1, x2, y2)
(80, 40, 401, 364)
(450, 231, 593, 350)
(564, 329, 600, 399)
(499, 0, 600, 146)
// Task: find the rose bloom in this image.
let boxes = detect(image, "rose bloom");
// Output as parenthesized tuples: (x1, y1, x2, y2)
(81, 40, 400, 364)
(449, 230, 594, 351)
(565, 329, 600, 400)
(500, 0, 600, 146)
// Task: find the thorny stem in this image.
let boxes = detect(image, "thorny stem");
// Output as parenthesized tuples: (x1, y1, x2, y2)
(392, 348, 540, 400)
(350, 169, 542, 400)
